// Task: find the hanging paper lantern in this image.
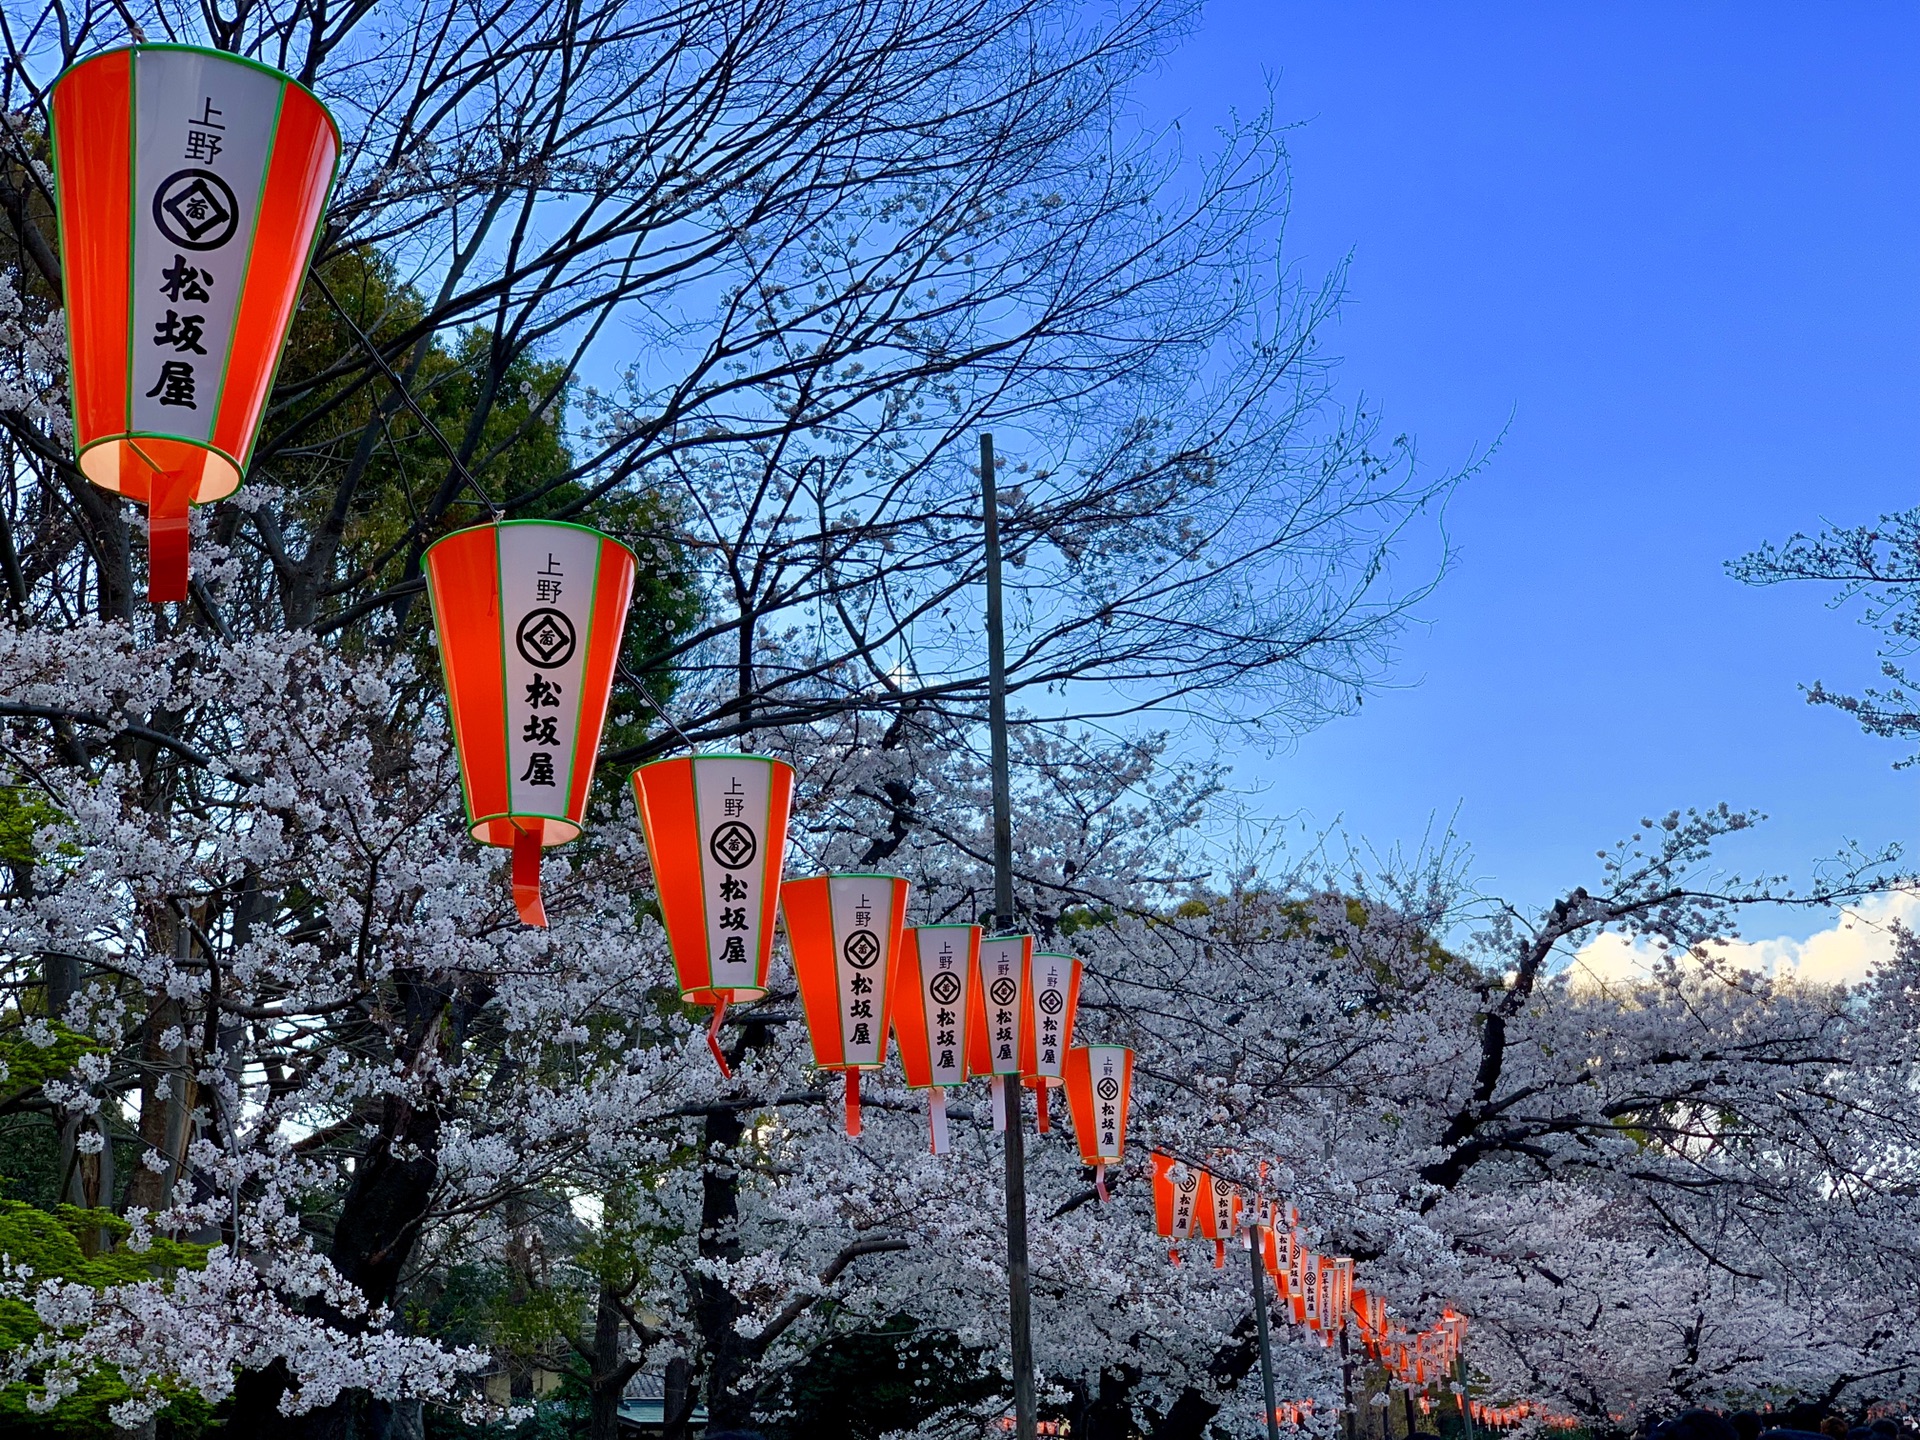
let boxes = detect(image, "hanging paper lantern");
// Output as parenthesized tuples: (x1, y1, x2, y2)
(781, 873, 908, 1136)
(1201, 1173, 1243, 1268)
(423, 520, 635, 927)
(1019, 951, 1082, 1133)
(1060, 1043, 1132, 1201)
(1150, 1151, 1201, 1265)
(50, 45, 339, 603)
(890, 924, 981, 1153)
(632, 752, 795, 1074)
(967, 933, 1032, 1131)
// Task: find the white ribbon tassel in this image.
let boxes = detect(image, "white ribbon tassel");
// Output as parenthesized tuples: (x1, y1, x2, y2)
(989, 1075, 1007, 1132)
(928, 1086, 951, 1154)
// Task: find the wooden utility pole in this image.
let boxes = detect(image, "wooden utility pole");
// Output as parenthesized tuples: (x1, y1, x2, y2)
(983, 432, 1036, 1440)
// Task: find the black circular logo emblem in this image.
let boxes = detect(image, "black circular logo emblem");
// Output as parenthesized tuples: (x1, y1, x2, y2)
(1096, 1076, 1121, 1101)
(515, 608, 577, 669)
(153, 169, 239, 250)
(1037, 987, 1065, 1016)
(989, 977, 1018, 1007)
(708, 820, 758, 871)
(1177, 1173, 1198, 1194)
(843, 930, 881, 970)
(928, 970, 962, 1007)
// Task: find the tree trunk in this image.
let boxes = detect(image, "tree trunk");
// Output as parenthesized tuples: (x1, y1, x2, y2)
(661, 1355, 695, 1440)
(587, 1279, 640, 1440)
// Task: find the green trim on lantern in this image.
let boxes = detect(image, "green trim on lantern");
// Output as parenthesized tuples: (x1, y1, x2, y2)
(62, 44, 344, 150)
(558, 531, 606, 825)
(421, 518, 638, 567)
(492, 521, 515, 841)
(206, 76, 284, 458)
(122, 49, 138, 441)
(420, 543, 482, 839)
(239, 113, 342, 475)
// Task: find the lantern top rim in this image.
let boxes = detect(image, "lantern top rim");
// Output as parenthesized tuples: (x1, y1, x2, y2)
(1032, 949, 1078, 960)
(55, 42, 342, 149)
(783, 871, 907, 885)
(423, 516, 637, 567)
(906, 922, 980, 932)
(632, 751, 794, 772)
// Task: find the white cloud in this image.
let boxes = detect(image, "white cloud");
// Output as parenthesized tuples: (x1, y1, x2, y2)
(1568, 891, 1920, 991)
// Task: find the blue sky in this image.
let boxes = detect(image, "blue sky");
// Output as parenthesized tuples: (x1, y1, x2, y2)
(1146, 3, 1920, 928)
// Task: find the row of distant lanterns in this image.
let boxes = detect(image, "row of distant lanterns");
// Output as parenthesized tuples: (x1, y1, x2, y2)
(1151, 1155, 1487, 1416)
(43, 41, 1135, 1180)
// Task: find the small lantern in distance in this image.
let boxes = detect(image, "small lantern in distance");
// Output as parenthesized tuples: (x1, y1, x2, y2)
(632, 752, 794, 1076)
(1020, 950, 1081, 1133)
(967, 932, 1032, 1131)
(51, 45, 340, 602)
(782, 873, 909, 1135)
(1061, 1043, 1132, 1202)
(423, 519, 636, 929)
(890, 923, 980, 1153)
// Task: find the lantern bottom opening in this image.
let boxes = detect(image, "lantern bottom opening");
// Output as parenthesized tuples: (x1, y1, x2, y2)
(475, 815, 583, 848)
(683, 987, 767, 1007)
(79, 435, 242, 505)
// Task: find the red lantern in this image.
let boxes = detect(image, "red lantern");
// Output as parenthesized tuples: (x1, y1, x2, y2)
(422, 520, 635, 928)
(1019, 951, 1081, 1133)
(781, 873, 908, 1136)
(631, 753, 794, 1074)
(1200, 1172, 1242, 1268)
(1151, 1151, 1201, 1265)
(890, 924, 980, 1153)
(967, 932, 1032, 1130)
(1060, 1043, 1132, 1201)
(50, 45, 339, 603)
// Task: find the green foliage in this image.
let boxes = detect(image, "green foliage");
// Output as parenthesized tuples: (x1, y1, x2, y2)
(0, 1200, 211, 1436)
(0, 787, 62, 869)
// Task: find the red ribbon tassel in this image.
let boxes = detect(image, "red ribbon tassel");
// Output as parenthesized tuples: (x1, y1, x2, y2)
(707, 996, 733, 1078)
(928, 1086, 950, 1154)
(844, 1069, 862, 1137)
(1169, 1248, 1182, 1267)
(146, 464, 192, 604)
(1035, 1084, 1050, 1134)
(511, 825, 547, 927)
(1214, 1239, 1227, 1269)
(1095, 1163, 1109, 1203)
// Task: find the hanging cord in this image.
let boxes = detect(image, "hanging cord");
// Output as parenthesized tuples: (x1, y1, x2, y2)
(309, 270, 503, 521)
(617, 659, 699, 754)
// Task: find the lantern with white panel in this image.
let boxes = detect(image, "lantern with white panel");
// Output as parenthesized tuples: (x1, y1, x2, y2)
(632, 753, 794, 1074)
(1060, 1043, 1132, 1201)
(1019, 951, 1081, 1133)
(890, 924, 981, 1153)
(1151, 1151, 1201, 1266)
(423, 520, 636, 928)
(967, 932, 1032, 1131)
(782, 873, 908, 1135)
(50, 45, 339, 602)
